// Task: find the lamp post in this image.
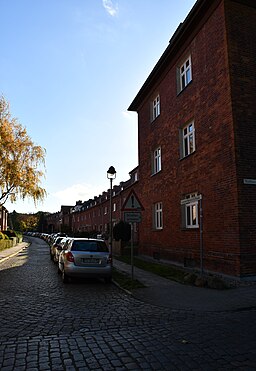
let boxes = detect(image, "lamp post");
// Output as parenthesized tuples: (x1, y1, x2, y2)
(107, 166, 116, 261)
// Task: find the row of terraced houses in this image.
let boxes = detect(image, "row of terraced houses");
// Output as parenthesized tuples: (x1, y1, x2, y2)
(46, 0, 256, 280)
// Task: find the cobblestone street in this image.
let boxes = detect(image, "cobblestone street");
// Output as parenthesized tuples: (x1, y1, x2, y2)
(0, 237, 255, 370)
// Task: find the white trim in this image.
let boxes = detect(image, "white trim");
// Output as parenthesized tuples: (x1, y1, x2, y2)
(152, 147, 161, 174)
(154, 202, 163, 230)
(179, 56, 192, 91)
(151, 94, 160, 121)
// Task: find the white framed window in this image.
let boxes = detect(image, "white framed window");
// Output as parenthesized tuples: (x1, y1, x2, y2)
(181, 121, 195, 158)
(151, 95, 160, 122)
(152, 147, 161, 175)
(113, 203, 116, 212)
(181, 193, 200, 228)
(154, 202, 163, 230)
(178, 56, 192, 92)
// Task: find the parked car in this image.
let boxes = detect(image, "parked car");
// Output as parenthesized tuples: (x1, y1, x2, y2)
(53, 237, 72, 264)
(50, 237, 66, 261)
(58, 238, 112, 283)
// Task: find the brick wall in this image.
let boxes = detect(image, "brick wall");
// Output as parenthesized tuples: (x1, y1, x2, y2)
(136, 0, 247, 277)
(225, 0, 256, 276)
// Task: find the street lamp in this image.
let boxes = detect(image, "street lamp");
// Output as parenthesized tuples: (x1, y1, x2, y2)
(107, 166, 116, 261)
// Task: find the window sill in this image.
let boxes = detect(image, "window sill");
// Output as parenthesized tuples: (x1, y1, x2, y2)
(150, 114, 160, 124)
(177, 80, 193, 96)
(179, 151, 195, 161)
(151, 169, 162, 177)
(181, 226, 199, 231)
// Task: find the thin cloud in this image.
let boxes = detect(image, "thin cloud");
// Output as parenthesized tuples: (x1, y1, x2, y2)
(102, 0, 118, 17)
(53, 183, 104, 206)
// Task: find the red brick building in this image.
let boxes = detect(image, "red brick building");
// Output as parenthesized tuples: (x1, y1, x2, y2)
(46, 168, 140, 250)
(128, 0, 256, 278)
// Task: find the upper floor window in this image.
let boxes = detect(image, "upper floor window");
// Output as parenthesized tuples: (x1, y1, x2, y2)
(180, 121, 195, 158)
(154, 202, 163, 230)
(178, 56, 192, 92)
(113, 203, 116, 212)
(151, 95, 160, 122)
(152, 147, 161, 175)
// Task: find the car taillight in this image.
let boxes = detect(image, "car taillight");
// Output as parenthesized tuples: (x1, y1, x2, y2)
(66, 251, 74, 262)
(107, 255, 112, 264)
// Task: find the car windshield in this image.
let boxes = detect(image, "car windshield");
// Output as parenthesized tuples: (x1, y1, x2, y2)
(71, 240, 109, 252)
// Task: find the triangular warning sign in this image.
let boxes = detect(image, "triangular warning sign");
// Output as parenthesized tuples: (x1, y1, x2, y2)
(121, 189, 144, 211)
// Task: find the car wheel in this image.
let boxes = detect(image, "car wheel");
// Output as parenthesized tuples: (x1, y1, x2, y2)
(62, 270, 69, 283)
(104, 277, 112, 284)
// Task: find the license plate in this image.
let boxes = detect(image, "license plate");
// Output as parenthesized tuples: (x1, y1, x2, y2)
(82, 258, 100, 263)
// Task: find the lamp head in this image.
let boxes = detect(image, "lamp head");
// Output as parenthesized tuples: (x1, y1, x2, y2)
(107, 166, 116, 179)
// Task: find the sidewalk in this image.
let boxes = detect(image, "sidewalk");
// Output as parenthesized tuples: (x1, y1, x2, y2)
(113, 259, 256, 312)
(0, 242, 29, 264)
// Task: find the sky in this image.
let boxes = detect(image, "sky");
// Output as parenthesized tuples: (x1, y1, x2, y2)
(1, 0, 196, 214)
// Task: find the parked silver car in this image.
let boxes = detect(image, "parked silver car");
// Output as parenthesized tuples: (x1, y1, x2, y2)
(58, 238, 112, 283)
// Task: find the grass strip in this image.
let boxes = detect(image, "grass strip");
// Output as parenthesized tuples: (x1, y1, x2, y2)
(115, 255, 185, 283)
(112, 267, 145, 291)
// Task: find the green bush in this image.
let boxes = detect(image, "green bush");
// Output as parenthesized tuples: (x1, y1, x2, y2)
(0, 232, 9, 240)
(3, 230, 22, 242)
(0, 239, 13, 251)
(113, 221, 131, 241)
(3, 230, 17, 238)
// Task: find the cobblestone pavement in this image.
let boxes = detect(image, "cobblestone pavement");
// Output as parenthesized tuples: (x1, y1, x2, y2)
(0, 237, 255, 371)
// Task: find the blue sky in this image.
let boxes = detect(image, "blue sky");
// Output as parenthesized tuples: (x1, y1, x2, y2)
(2, 0, 196, 213)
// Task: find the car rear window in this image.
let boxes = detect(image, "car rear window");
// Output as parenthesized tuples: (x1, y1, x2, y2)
(71, 240, 109, 252)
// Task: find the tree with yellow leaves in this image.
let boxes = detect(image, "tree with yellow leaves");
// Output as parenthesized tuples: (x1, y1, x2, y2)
(0, 96, 46, 206)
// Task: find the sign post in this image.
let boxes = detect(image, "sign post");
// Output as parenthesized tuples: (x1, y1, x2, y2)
(121, 190, 144, 285)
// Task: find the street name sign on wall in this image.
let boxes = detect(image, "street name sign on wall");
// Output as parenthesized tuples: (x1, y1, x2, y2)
(244, 179, 256, 185)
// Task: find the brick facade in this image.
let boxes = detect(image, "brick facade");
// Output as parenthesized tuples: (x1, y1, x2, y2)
(129, 0, 256, 278)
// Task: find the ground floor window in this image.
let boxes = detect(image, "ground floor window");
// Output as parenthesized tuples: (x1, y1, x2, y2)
(181, 193, 200, 228)
(153, 202, 163, 230)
